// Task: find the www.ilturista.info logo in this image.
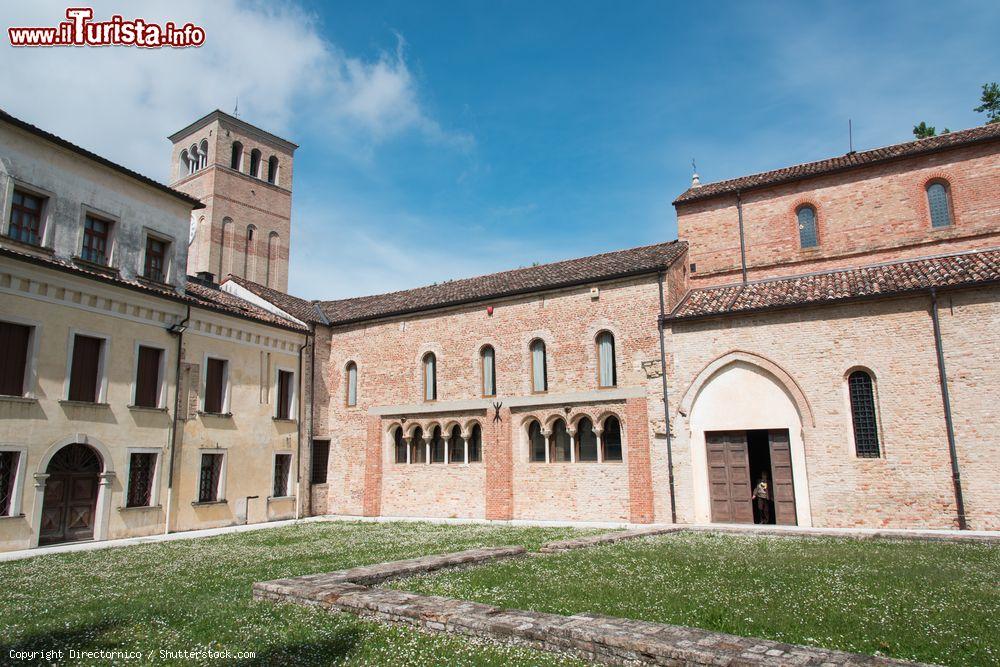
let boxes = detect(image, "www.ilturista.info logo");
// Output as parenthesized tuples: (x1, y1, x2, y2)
(8, 7, 205, 48)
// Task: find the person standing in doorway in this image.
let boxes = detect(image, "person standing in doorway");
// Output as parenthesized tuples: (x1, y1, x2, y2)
(752, 476, 771, 524)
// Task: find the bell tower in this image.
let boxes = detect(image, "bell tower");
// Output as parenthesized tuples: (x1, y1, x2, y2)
(168, 110, 297, 292)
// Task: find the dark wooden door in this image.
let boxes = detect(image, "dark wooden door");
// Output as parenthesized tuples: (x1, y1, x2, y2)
(39, 444, 101, 545)
(768, 430, 797, 525)
(706, 431, 753, 524)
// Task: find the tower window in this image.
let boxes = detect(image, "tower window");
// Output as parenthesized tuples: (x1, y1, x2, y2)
(230, 142, 243, 171)
(926, 181, 953, 228)
(796, 205, 818, 248)
(267, 156, 279, 185)
(249, 149, 262, 178)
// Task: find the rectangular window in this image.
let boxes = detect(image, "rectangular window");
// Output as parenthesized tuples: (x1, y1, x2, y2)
(198, 453, 223, 502)
(276, 369, 294, 419)
(7, 189, 44, 246)
(68, 334, 103, 402)
(0, 450, 20, 516)
(134, 346, 163, 408)
(311, 440, 330, 484)
(0, 322, 31, 396)
(81, 215, 112, 265)
(126, 452, 157, 507)
(204, 358, 227, 414)
(143, 236, 168, 282)
(273, 453, 292, 497)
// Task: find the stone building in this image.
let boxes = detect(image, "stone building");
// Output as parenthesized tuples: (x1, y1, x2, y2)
(1, 107, 998, 554)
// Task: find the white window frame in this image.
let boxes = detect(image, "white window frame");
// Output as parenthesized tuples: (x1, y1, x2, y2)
(197, 448, 228, 503)
(1, 178, 56, 248)
(0, 444, 28, 517)
(270, 451, 294, 499)
(201, 354, 231, 414)
(0, 315, 41, 399)
(77, 204, 120, 267)
(131, 341, 168, 409)
(274, 365, 297, 420)
(123, 447, 163, 508)
(64, 328, 111, 403)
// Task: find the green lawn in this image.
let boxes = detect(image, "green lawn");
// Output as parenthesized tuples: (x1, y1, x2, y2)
(0, 521, 596, 666)
(393, 532, 1000, 666)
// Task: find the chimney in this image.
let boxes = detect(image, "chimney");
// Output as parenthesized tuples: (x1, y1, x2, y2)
(691, 171, 701, 188)
(195, 271, 216, 287)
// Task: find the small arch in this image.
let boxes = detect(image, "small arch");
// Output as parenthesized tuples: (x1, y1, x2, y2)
(796, 203, 819, 248)
(180, 150, 191, 177)
(596, 330, 617, 388)
(925, 179, 953, 228)
(429, 426, 445, 463)
(199, 139, 209, 169)
(422, 352, 437, 401)
(345, 361, 358, 407)
(679, 350, 815, 427)
(392, 426, 406, 463)
(249, 149, 262, 178)
(219, 217, 235, 279)
(448, 424, 464, 463)
(267, 156, 279, 185)
(576, 416, 598, 461)
(529, 338, 547, 392)
(527, 419, 546, 462)
(230, 141, 244, 171)
(550, 418, 571, 462)
(847, 368, 881, 458)
(410, 426, 426, 464)
(480, 344, 496, 397)
(468, 423, 482, 463)
(243, 225, 257, 280)
(188, 144, 199, 175)
(265, 232, 279, 287)
(601, 415, 623, 461)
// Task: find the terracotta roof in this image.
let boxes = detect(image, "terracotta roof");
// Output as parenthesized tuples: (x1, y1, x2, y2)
(0, 243, 304, 332)
(0, 108, 204, 209)
(674, 123, 1000, 205)
(318, 241, 687, 326)
(667, 248, 1000, 321)
(223, 274, 328, 324)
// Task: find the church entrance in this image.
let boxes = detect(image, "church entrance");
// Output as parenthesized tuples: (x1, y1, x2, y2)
(706, 429, 796, 525)
(39, 443, 102, 545)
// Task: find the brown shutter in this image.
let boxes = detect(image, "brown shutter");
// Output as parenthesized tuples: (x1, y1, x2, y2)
(0, 322, 30, 396)
(134, 346, 162, 408)
(277, 370, 292, 419)
(768, 430, 798, 525)
(68, 335, 102, 402)
(205, 358, 225, 413)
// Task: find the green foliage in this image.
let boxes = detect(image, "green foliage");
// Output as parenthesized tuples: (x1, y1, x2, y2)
(974, 82, 1000, 123)
(913, 121, 937, 139)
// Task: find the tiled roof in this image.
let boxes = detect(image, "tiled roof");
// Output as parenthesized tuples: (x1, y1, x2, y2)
(667, 248, 1000, 321)
(0, 243, 304, 332)
(319, 241, 687, 326)
(224, 274, 328, 324)
(674, 123, 1000, 205)
(0, 108, 204, 209)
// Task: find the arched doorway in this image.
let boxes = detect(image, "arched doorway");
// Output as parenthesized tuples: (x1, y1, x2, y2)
(39, 443, 102, 545)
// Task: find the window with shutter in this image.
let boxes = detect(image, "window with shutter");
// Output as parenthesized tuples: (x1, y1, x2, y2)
(277, 369, 293, 419)
(134, 346, 162, 408)
(797, 205, 819, 248)
(926, 182, 953, 228)
(68, 335, 103, 402)
(0, 322, 31, 396)
(204, 358, 226, 414)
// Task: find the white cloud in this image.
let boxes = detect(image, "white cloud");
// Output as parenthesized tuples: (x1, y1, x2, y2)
(0, 1, 470, 180)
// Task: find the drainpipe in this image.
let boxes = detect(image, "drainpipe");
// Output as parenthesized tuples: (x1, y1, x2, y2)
(929, 288, 968, 530)
(307, 324, 317, 517)
(294, 332, 310, 521)
(657, 271, 678, 524)
(736, 191, 748, 284)
(164, 304, 191, 535)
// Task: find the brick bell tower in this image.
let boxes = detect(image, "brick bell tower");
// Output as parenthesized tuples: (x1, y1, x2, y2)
(168, 110, 297, 292)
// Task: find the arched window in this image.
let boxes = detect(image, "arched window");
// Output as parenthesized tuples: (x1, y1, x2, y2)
(188, 144, 199, 175)
(469, 423, 482, 463)
(596, 331, 617, 388)
(410, 427, 425, 464)
(481, 345, 496, 397)
(926, 181, 953, 228)
(266, 232, 279, 287)
(230, 142, 243, 171)
(528, 420, 546, 462)
(267, 156, 279, 185)
(345, 362, 358, 407)
(219, 217, 234, 278)
(577, 417, 598, 461)
(550, 419, 571, 462)
(430, 426, 445, 463)
(448, 425, 464, 464)
(602, 416, 623, 461)
(243, 225, 256, 280)
(423, 352, 437, 401)
(530, 339, 547, 392)
(180, 150, 191, 177)
(848, 370, 880, 457)
(249, 149, 262, 178)
(796, 204, 818, 248)
(199, 140, 209, 169)
(393, 427, 407, 464)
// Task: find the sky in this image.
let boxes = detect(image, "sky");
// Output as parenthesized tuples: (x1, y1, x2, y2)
(1, 1, 998, 300)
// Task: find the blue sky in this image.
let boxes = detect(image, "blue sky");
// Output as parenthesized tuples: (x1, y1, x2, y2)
(2, 1, 999, 299)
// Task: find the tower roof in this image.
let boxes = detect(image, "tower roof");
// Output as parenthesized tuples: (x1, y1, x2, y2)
(168, 109, 298, 152)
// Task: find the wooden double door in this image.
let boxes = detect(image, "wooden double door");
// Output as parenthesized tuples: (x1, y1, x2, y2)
(39, 443, 101, 546)
(707, 430, 796, 525)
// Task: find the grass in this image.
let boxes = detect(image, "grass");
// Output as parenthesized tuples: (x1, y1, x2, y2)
(0, 521, 600, 666)
(392, 531, 1000, 666)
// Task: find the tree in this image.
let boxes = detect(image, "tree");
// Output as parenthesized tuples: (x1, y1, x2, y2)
(913, 122, 936, 139)
(974, 82, 1000, 123)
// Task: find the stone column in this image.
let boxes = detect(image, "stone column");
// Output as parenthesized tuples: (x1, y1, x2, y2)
(543, 430, 552, 464)
(595, 427, 604, 463)
(443, 434, 451, 464)
(462, 434, 469, 465)
(568, 429, 577, 463)
(403, 437, 412, 464)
